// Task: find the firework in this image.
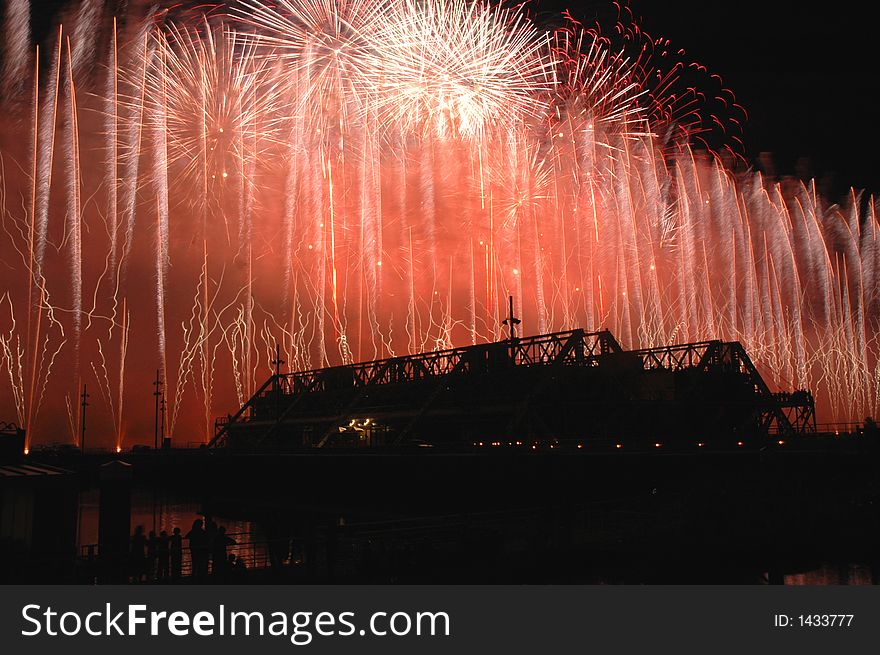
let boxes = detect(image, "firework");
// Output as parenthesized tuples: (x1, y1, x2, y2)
(370, 0, 554, 137)
(0, 0, 876, 450)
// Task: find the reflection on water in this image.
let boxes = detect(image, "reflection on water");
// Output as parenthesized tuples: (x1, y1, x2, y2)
(74, 490, 877, 584)
(784, 564, 876, 585)
(77, 488, 270, 571)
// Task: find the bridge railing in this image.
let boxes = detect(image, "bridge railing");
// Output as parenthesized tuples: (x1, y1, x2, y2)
(208, 330, 621, 447)
(631, 340, 723, 372)
(268, 329, 620, 399)
(77, 532, 271, 581)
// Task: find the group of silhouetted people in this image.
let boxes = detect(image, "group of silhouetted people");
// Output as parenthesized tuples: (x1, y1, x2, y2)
(129, 518, 244, 582)
(184, 518, 244, 580)
(129, 526, 181, 582)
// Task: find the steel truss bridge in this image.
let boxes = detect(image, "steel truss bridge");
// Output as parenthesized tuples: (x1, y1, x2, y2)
(209, 330, 815, 450)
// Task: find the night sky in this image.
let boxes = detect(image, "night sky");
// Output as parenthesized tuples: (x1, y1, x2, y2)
(538, 1, 880, 198)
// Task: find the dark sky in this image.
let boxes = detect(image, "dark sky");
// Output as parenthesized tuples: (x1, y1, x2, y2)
(536, 1, 880, 197)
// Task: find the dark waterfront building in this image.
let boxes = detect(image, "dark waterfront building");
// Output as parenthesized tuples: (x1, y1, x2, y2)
(0, 423, 78, 582)
(211, 329, 816, 452)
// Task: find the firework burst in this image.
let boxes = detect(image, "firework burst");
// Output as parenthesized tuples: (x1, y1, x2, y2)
(142, 20, 282, 207)
(371, 0, 554, 137)
(0, 0, 875, 449)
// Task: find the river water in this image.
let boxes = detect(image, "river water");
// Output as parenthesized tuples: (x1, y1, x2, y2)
(76, 488, 270, 571)
(74, 488, 876, 584)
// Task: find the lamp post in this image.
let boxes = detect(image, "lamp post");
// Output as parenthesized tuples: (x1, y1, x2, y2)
(80, 384, 89, 454)
(153, 369, 163, 450)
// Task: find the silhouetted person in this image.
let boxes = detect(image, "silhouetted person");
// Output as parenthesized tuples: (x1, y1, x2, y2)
(326, 519, 340, 581)
(185, 519, 209, 579)
(211, 526, 236, 576)
(157, 531, 170, 581)
(265, 520, 289, 574)
(289, 537, 303, 565)
(147, 530, 158, 581)
(304, 523, 318, 577)
(205, 519, 218, 573)
(170, 527, 183, 580)
(129, 526, 147, 583)
(268, 535, 289, 573)
(228, 553, 246, 581)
